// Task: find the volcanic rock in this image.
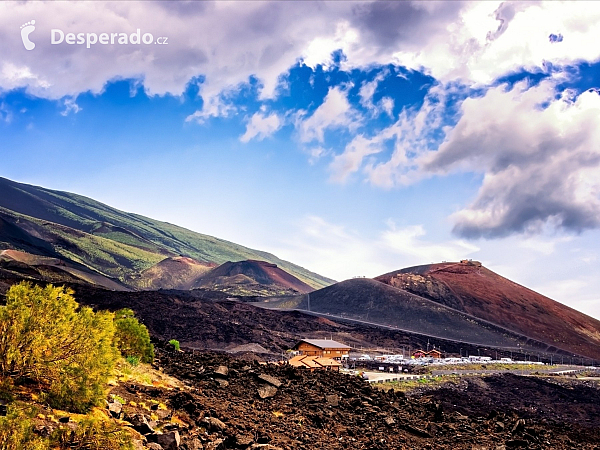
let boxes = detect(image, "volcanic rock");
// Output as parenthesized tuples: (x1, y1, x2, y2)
(258, 374, 282, 387)
(156, 431, 181, 450)
(257, 385, 277, 399)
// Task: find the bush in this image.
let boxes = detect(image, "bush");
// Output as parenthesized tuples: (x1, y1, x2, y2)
(125, 356, 140, 367)
(0, 405, 134, 450)
(51, 417, 133, 450)
(0, 282, 119, 412)
(168, 339, 180, 352)
(113, 309, 154, 363)
(0, 406, 47, 450)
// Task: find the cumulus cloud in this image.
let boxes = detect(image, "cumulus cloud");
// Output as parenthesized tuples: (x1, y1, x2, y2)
(297, 86, 361, 144)
(329, 83, 453, 185)
(329, 77, 600, 240)
(185, 93, 239, 124)
(240, 112, 281, 143)
(343, 1, 600, 85)
(425, 81, 600, 238)
(358, 71, 395, 119)
(1, 1, 599, 110)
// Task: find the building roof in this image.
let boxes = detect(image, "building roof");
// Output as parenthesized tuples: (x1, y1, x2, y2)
(296, 339, 351, 350)
(314, 357, 342, 367)
(289, 355, 343, 369)
(289, 355, 321, 369)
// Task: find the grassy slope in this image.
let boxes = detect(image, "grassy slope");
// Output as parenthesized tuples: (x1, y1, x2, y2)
(0, 177, 334, 289)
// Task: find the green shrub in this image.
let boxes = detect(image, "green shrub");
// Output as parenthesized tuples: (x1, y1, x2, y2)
(168, 339, 180, 352)
(51, 417, 133, 450)
(113, 309, 154, 363)
(125, 356, 140, 366)
(0, 282, 119, 412)
(0, 405, 47, 450)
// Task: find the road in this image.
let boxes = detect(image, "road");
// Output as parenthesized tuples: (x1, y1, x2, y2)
(359, 365, 599, 384)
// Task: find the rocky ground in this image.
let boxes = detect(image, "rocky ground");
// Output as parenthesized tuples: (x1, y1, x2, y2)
(106, 346, 600, 450)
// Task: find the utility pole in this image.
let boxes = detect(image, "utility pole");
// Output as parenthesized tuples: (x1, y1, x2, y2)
(307, 293, 310, 312)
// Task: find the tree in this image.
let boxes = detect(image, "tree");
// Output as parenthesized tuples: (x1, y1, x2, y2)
(0, 282, 118, 412)
(113, 308, 154, 363)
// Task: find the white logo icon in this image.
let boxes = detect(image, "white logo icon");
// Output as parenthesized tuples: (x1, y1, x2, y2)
(20, 20, 35, 50)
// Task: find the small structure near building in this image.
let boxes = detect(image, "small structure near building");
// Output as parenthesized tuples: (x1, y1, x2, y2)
(288, 355, 342, 371)
(292, 339, 351, 360)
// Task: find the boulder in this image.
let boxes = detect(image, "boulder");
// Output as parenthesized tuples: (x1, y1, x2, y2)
(128, 414, 155, 435)
(203, 417, 227, 432)
(156, 431, 181, 450)
(325, 394, 339, 407)
(257, 385, 277, 399)
(235, 434, 254, 448)
(258, 374, 282, 388)
(107, 400, 122, 418)
(214, 366, 229, 377)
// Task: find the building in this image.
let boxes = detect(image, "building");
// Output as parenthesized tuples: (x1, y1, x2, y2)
(428, 349, 442, 358)
(412, 350, 428, 358)
(288, 355, 343, 371)
(412, 349, 442, 359)
(292, 339, 351, 360)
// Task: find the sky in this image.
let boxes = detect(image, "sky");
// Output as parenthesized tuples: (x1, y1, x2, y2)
(1, 1, 600, 319)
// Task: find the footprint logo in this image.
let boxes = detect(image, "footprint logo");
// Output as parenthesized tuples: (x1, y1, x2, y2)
(20, 20, 36, 50)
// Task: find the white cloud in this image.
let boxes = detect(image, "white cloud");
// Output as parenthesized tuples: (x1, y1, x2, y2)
(381, 97, 394, 117)
(185, 94, 238, 124)
(1, 1, 599, 106)
(297, 86, 361, 144)
(378, 2, 600, 85)
(332, 78, 600, 239)
(306, 146, 328, 165)
(60, 97, 81, 116)
(271, 215, 478, 281)
(0, 102, 12, 123)
(381, 223, 479, 263)
(240, 112, 282, 143)
(427, 81, 600, 238)
(358, 71, 395, 118)
(329, 83, 453, 185)
(329, 134, 385, 184)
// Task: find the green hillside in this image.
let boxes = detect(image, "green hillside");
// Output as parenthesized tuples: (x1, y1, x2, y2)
(0, 177, 334, 289)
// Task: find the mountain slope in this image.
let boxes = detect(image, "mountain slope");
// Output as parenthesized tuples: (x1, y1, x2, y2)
(376, 261, 600, 360)
(0, 177, 334, 289)
(194, 259, 314, 295)
(128, 256, 216, 290)
(274, 278, 544, 350)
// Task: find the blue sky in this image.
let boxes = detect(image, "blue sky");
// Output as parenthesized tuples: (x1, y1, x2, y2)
(1, 1, 600, 319)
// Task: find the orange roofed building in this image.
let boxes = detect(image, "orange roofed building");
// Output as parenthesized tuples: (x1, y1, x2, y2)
(288, 355, 343, 371)
(292, 339, 351, 360)
(412, 349, 442, 359)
